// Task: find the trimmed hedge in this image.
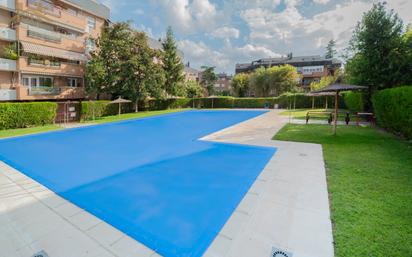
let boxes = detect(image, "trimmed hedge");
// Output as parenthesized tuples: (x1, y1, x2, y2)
(0, 102, 57, 130)
(81, 101, 134, 120)
(372, 86, 412, 139)
(344, 92, 365, 112)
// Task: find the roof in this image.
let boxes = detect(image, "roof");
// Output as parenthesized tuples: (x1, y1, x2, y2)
(63, 0, 110, 19)
(236, 55, 342, 69)
(311, 84, 367, 93)
(21, 41, 88, 61)
(184, 66, 199, 74)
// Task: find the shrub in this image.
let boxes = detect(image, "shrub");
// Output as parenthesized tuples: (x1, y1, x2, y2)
(0, 102, 57, 130)
(373, 86, 412, 139)
(81, 101, 133, 120)
(233, 98, 275, 108)
(344, 92, 365, 112)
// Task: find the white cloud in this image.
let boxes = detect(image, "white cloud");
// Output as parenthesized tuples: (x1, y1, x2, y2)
(313, 0, 330, 4)
(152, 0, 223, 34)
(211, 27, 240, 39)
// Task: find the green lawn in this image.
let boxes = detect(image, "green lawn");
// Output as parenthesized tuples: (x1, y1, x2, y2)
(280, 108, 358, 122)
(0, 125, 62, 139)
(0, 109, 188, 139)
(273, 124, 412, 257)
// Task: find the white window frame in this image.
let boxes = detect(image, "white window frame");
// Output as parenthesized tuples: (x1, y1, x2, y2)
(86, 16, 96, 33)
(22, 75, 53, 88)
(67, 78, 79, 88)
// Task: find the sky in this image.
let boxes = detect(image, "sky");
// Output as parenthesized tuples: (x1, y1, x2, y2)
(101, 0, 412, 74)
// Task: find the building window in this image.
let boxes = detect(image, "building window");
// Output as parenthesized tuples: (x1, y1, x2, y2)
(66, 8, 78, 16)
(22, 76, 53, 88)
(67, 78, 79, 87)
(86, 38, 96, 52)
(86, 17, 96, 33)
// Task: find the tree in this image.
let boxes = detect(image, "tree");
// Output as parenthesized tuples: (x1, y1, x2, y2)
(200, 66, 218, 96)
(232, 73, 250, 97)
(185, 81, 204, 98)
(249, 65, 299, 97)
(86, 22, 165, 110)
(345, 2, 405, 106)
(325, 39, 337, 59)
(162, 27, 185, 97)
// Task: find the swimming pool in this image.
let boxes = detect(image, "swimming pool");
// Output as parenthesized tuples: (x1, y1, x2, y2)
(0, 110, 276, 257)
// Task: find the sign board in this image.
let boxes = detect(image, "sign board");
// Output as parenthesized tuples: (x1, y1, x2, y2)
(69, 107, 75, 112)
(271, 247, 293, 257)
(70, 112, 77, 118)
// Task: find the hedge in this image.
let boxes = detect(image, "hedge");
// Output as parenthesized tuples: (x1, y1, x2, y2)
(81, 100, 134, 120)
(344, 92, 365, 112)
(372, 86, 412, 139)
(0, 102, 57, 130)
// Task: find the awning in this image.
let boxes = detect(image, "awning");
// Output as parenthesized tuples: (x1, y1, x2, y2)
(21, 41, 88, 62)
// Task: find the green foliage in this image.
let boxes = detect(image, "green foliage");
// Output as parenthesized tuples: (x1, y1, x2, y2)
(162, 27, 185, 96)
(81, 101, 133, 120)
(346, 2, 410, 101)
(86, 22, 165, 109)
(2, 43, 18, 60)
(232, 73, 250, 97)
(249, 65, 299, 97)
(185, 81, 204, 98)
(233, 98, 274, 108)
(325, 39, 337, 59)
(274, 124, 412, 257)
(0, 102, 57, 130)
(372, 86, 412, 139)
(343, 92, 364, 112)
(200, 66, 218, 96)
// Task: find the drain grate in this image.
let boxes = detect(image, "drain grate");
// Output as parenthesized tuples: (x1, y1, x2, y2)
(271, 247, 293, 257)
(32, 250, 49, 257)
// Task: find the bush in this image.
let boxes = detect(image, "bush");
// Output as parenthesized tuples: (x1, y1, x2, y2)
(81, 101, 133, 120)
(0, 102, 57, 130)
(344, 92, 365, 112)
(373, 86, 412, 139)
(234, 98, 275, 108)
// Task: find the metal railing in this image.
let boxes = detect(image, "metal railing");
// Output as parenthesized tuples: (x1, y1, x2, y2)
(29, 86, 61, 95)
(27, 25, 62, 43)
(0, 27, 16, 41)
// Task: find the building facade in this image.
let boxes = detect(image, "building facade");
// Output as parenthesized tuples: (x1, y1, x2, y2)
(184, 63, 200, 82)
(235, 55, 342, 90)
(0, 0, 109, 101)
(213, 73, 232, 93)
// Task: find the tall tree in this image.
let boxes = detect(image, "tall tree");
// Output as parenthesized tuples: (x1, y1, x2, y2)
(345, 2, 405, 106)
(232, 73, 250, 97)
(162, 27, 185, 97)
(325, 39, 337, 59)
(86, 22, 165, 110)
(200, 66, 218, 96)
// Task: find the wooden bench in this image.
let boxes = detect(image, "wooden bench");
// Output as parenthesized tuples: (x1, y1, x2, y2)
(356, 112, 376, 126)
(306, 111, 333, 124)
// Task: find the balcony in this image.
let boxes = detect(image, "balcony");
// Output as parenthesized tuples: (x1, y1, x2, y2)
(28, 86, 61, 95)
(17, 25, 85, 53)
(0, 58, 17, 71)
(19, 57, 84, 76)
(0, 0, 15, 10)
(0, 27, 16, 41)
(16, 0, 87, 33)
(16, 85, 85, 100)
(0, 89, 17, 101)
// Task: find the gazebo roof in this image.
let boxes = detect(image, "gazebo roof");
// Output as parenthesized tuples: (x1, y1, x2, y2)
(110, 97, 132, 104)
(311, 83, 367, 93)
(305, 92, 336, 97)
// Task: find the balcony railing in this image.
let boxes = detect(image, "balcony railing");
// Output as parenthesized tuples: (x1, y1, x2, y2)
(0, 27, 16, 41)
(0, 58, 17, 71)
(0, 0, 15, 10)
(27, 25, 61, 43)
(29, 86, 61, 95)
(27, 0, 61, 17)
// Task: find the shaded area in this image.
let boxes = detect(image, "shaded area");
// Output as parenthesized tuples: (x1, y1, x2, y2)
(0, 110, 276, 257)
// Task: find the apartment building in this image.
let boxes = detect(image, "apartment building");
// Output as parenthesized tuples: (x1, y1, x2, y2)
(184, 62, 200, 82)
(0, 0, 109, 101)
(235, 54, 342, 90)
(213, 73, 232, 93)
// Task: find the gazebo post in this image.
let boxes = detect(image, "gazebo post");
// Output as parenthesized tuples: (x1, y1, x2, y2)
(325, 96, 328, 109)
(333, 91, 339, 135)
(118, 103, 121, 116)
(312, 96, 315, 109)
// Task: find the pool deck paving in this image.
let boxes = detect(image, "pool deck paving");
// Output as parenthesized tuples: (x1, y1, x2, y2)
(0, 109, 333, 257)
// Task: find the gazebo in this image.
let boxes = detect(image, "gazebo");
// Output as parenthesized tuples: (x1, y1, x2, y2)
(305, 91, 336, 109)
(310, 83, 367, 135)
(207, 95, 218, 109)
(110, 97, 132, 115)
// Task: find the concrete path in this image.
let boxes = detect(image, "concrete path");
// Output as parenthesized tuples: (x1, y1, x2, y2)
(0, 110, 333, 257)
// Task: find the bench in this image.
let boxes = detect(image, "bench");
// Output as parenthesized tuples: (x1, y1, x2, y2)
(306, 111, 333, 124)
(306, 111, 352, 125)
(356, 112, 375, 126)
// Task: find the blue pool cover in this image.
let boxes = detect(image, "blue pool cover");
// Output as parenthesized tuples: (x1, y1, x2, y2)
(0, 110, 276, 257)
